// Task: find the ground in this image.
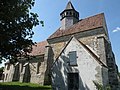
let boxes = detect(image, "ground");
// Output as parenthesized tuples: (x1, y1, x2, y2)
(0, 82, 51, 90)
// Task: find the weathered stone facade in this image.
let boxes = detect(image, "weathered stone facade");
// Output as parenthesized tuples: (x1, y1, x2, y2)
(3, 55, 49, 85)
(3, 1, 119, 90)
(51, 37, 108, 90)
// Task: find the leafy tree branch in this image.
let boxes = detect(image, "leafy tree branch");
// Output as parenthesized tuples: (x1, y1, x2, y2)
(0, 0, 42, 63)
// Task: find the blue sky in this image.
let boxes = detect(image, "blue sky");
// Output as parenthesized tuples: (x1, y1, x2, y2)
(31, 0, 120, 71)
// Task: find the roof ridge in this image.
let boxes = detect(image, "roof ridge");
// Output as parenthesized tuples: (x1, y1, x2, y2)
(81, 13, 104, 20)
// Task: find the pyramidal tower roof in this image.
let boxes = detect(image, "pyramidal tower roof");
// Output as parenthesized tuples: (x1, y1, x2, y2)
(65, 1, 75, 10)
(60, 1, 79, 30)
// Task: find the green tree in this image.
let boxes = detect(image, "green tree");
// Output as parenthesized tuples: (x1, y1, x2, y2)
(0, 0, 41, 63)
(0, 67, 4, 80)
(0, 67, 4, 72)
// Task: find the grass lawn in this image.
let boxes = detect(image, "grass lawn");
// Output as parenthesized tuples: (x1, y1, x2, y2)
(0, 82, 52, 90)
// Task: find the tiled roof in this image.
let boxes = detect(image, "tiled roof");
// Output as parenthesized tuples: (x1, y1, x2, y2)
(29, 41, 47, 56)
(48, 13, 104, 39)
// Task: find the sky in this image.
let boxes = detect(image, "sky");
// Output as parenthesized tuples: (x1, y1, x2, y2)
(0, 0, 120, 71)
(31, 0, 120, 71)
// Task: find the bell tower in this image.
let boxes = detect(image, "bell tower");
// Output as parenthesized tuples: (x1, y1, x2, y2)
(60, 1, 79, 30)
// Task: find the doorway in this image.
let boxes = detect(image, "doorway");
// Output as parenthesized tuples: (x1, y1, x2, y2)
(68, 73, 79, 90)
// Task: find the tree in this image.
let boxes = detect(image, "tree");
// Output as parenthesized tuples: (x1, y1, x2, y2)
(0, 67, 4, 73)
(0, 67, 4, 80)
(0, 0, 41, 63)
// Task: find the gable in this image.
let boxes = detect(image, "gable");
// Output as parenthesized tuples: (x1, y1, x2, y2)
(53, 36, 107, 68)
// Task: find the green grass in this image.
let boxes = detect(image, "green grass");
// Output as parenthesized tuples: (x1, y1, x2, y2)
(0, 82, 52, 90)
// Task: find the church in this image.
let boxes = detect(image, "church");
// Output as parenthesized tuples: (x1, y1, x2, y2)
(3, 1, 119, 90)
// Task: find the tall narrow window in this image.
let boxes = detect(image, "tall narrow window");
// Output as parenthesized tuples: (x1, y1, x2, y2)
(68, 51, 77, 66)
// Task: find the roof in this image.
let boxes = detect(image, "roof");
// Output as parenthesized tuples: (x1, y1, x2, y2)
(29, 41, 47, 56)
(48, 13, 104, 39)
(65, 1, 75, 10)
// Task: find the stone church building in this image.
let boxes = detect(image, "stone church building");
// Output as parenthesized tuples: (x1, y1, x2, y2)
(3, 1, 119, 90)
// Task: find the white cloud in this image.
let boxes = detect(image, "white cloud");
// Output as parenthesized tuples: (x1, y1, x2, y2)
(112, 27, 120, 33)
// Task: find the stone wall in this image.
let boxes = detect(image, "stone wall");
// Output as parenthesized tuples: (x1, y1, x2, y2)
(51, 37, 108, 90)
(3, 55, 50, 85)
(3, 64, 14, 82)
(104, 38, 119, 89)
(19, 56, 48, 85)
(47, 27, 108, 62)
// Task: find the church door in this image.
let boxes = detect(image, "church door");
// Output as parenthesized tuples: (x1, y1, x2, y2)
(68, 73, 79, 90)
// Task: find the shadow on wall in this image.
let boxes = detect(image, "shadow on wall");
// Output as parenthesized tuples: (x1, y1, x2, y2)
(51, 54, 90, 90)
(23, 64, 31, 83)
(44, 47, 54, 85)
(12, 64, 20, 81)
